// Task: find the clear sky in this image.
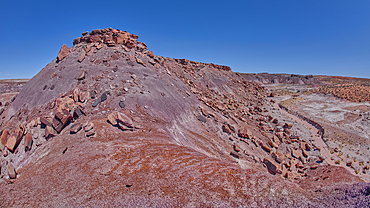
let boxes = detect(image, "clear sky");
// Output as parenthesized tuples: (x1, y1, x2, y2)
(0, 0, 369, 79)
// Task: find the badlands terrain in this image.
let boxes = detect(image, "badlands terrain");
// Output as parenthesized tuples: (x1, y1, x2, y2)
(0, 28, 369, 207)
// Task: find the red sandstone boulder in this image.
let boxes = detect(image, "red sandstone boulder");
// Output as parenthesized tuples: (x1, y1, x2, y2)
(8, 164, 16, 179)
(260, 142, 272, 152)
(233, 144, 241, 152)
(45, 126, 57, 139)
(136, 57, 145, 66)
(291, 149, 302, 159)
(283, 123, 293, 129)
(147, 51, 154, 58)
(222, 124, 232, 134)
(78, 51, 86, 63)
(70, 123, 82, 134)
(57, 44, 70, 62)
(108, 111, 133, 129)
(0, 129, 9, 148)
(40, 117, 52, 127)
(6, 136, 17, 152)
(238, 125, 253, 139)
(24, 133, 33, 152)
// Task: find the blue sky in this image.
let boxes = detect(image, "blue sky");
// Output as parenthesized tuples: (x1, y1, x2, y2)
(0, 0, 369, 79)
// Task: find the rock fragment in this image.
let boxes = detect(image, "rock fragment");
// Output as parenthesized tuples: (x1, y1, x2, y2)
(263, 158, 282, 174)
(283, 122, 293, 129)
(76, 70, 86, 80)
(40, 117, 52, 127)
(8, 164, 16, 179)
(45, 126, 57, 139)
(197, 115, 207, 123)
(136, 57, 145, 66)
(107, 111, 133, 129)
(84, 122, 94, 132)
(57, 44, 70, 62)
(238, 125, 253, 139)
(119, 101, 125, 108)
(6, 136, 18, 152)
(0, 129, 9, 148)
(92, 99, 100, 107)
(70, 123, 82, 134)
(78, 51, 86, 63)
(24, 133, 33, 152)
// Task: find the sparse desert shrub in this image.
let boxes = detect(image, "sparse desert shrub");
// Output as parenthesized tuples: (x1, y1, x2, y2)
(335, 160, 341, 165)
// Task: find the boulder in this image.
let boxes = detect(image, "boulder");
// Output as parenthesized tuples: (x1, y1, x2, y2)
(275, 132, 284, 142)
(92, 99, 100, 107)
(79, 91, 89, 103)
(233, 144, 241, 152)
(100, 92, 108, 102)
(73, 107, 85, 119)
(54, 111, 72, 133)
(113, 36, 124, 44)
(119, 101, 125, 108)
(147, 51, 154, 58)
(126, 40, 135, 49)
(272, 152, 285, 163)
(106, 40, 115, 47)
(272, 118, 279, 124)
(14, 123, 25, 139)
(108, 111, 133, 128)
(45, 126, 57, 139)
(40, 117, 52, 127)
(272, 135, 281, 145)
(108, 112, 118, 125)
(291, 149, 302, 159)
(197, 115, 207, 123)
(24, 133, 33, 152)
(85, 130, 95, 137)
(0, 129, 9, 147)
(70, 123, 82, 134)
(57, 44, 70, 62)
(84, 122, 94, 132)
(78, 51, 86, 63)
(238, 125, 253, 139)
(263, 158, 282, 174)
(283, 123, 293, 129)
(76, 70, 86, 80)
(73, 88, 80, 102)
(116, 112, 133, 128)
(8, 164, 16, 179)
(281, 164, 288, 177)
(230, 151, 240, 159)
(260, 142, 272, 152)
(268, 138, 279, 149)
(136, 57, 145, 66)
(302, 149, 309, 158)
(222, 124, 232, 134)
(6, 136, 17, 152)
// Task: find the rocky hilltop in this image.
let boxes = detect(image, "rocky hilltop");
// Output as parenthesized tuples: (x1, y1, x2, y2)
(0, 28, 369, 207)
